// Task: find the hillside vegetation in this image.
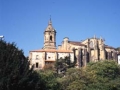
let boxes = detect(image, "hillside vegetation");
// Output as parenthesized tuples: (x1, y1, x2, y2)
(0, 40, 120, 90)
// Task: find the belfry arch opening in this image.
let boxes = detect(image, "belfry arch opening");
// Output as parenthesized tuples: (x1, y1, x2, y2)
(50, 36, 52, 41)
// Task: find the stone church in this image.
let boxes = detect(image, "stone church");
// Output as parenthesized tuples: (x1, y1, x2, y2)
(29, 18, 118, 70)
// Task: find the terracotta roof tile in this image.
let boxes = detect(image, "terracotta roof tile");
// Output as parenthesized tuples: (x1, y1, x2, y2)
(30, 49, 73, 53)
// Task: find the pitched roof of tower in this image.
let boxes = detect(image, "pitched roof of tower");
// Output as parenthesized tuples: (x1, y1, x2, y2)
(45, 17, 56, 32)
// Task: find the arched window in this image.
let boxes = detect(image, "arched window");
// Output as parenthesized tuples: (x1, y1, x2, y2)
(90, 41, 93, 48)
(50, 36, 52, 41)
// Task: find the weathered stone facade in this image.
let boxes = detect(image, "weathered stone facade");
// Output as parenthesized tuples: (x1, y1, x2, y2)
(59, 36, 118, 67)
(29, 18, 118, 70)
(29, 18, 74, 70)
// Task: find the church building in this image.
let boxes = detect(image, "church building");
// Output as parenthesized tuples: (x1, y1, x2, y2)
(29, 18, 118, 70)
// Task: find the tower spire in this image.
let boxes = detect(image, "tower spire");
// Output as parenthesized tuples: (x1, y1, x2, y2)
(50, 15, 51, 21)
(48, 15, 52, 25)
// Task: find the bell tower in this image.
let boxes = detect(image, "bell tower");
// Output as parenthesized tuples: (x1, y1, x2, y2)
(43, 17, 56, 49)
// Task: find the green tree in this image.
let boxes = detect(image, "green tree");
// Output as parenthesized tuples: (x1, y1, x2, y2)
(0, 40, 40, 90)
(85, 60, 120, 90)
(57, 60, 120, 90)
(57, 68, 88, 90)
(36, 70, 60, 90)
(86, 60, 120, 80)
(54, 56, 76, 76)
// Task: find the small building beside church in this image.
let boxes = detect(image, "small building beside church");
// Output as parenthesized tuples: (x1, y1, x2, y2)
(29, 18, 118, 70)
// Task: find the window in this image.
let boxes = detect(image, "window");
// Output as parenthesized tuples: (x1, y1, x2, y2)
(90, 41, 93, 48)
(36, 55, 39, 60)
(36, 63, 39, 68)
(50, 36, 52, 41)
(48, 56, 51, 59)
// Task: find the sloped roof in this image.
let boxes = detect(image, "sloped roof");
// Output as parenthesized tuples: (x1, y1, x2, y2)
(44, 18, 56, 32)
(69, 41, 86, 46)
(105, 45, 115, 49)
(30, 49, 73, 53)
